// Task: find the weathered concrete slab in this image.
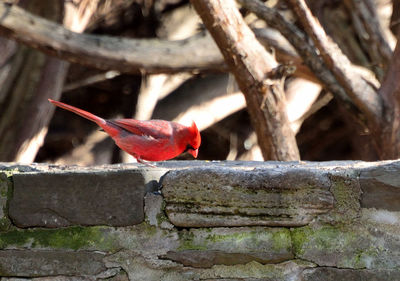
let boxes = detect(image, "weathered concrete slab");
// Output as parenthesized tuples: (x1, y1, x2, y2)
(162, 167, 334, 227)
(9, 170, 146, 227)
(0, 250, 106, 276)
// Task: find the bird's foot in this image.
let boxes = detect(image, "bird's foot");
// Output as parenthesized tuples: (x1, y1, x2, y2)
(137, 158, 156, 168)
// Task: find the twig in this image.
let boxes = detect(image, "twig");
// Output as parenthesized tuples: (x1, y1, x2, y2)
(62, 70, 120, 92)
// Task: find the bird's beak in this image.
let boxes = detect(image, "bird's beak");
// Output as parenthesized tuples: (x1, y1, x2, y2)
(188, 148, 198, 158)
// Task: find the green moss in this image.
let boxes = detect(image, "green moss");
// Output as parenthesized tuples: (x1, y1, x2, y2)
(206, 231, 255, 243)
(270, 229, 291, 252)
(290, 226, 312, 256)
(204, 261, 286, 279)
(291, 225, 352, 255)
(291, 224, 382, 269)
(177, 231, 208, 251)
(329, 175, 361, 222)
(156, 200, 170, 226)
(177, 228, 292, 253)
(0, 226, 117, 251)
(142, 222, 158, 236)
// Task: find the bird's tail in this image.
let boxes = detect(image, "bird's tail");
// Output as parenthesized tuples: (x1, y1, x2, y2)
(48, 99, 106, 126)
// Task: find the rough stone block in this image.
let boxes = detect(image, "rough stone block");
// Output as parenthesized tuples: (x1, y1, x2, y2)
(291, 221, 400, 269)
(359, 162, 400, 211)
(162, 167, 334, 227)
(166, 227, 293, 267)
(0, 172, 11, 230)
(9, 170, 146, 227)
(0, 250, 106, 277)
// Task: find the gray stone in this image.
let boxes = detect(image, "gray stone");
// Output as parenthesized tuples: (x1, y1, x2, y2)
(165, 227, 293, 268)
(162, 167, 334, 227)
(323, 172, 361, 223)
(108, 250, 313, 281)
(359, 162, 400, 211)
(0, 250, 106, 276)
(0, 173, 11, 230)
(144, 193, 173, 229)
(165, 250, 290, 268)
(9, 170, 145, 227)
(291, 221, 400, 269)
(302, 267, 400, 281)
(34, 277, 93, 281)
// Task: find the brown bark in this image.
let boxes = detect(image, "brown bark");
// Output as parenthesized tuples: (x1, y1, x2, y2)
(379, 29, 400, 159)
(391, 0, 400, 35)
(190, 0, 300, 160)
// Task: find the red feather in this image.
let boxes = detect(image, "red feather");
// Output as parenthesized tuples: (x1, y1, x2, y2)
(48, 99, 201, 163)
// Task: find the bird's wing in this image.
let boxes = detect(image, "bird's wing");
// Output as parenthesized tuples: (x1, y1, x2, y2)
(107, 119, 174, 139)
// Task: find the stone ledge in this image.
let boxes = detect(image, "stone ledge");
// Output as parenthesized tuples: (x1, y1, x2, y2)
(0, 160, 400, 281)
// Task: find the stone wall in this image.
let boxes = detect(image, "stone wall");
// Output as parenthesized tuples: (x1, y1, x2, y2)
(0, 160, 400, 280)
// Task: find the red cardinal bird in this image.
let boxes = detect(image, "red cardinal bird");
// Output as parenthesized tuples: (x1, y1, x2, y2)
(48, 99, 201, 165)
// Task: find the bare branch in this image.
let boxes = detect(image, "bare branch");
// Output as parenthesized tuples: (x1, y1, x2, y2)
(287, 0, 383, 131)
(379, 30, 400, 158)
(238, 0, 357, 113)
(0, 2, 320, 81)
(343, 0, 393, 80)
(0, 2, 225, 74)
(191, 0, 300, 160)
(62, 70, 120, 92)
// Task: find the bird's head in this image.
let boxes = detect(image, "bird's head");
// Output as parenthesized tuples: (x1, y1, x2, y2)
(186, 121, 201, 158)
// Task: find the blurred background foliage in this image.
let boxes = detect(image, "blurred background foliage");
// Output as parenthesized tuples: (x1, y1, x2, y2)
(0, 0, 396, 165)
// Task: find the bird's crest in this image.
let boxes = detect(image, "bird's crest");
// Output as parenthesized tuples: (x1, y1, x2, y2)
(189, 121, 201, 149)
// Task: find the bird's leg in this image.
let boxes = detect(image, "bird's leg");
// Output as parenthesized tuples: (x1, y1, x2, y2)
(136, 157, 156, 168)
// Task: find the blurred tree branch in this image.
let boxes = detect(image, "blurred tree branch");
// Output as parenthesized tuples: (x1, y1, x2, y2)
(0, 2, 317, 79)
(379, 28, 400, 158)
(287, 0, 383, 134)
(343, 0, 392, 81)
(0, 0, 99, 162)
(0, 1, 69, 162)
